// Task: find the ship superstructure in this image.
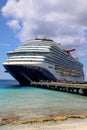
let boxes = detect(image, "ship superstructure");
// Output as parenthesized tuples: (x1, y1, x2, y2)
(3, 38, 84, 85)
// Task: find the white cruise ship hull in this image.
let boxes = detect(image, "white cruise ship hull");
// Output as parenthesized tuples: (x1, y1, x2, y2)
(3, 64, 57, 85)
(3, 61, 84, 85)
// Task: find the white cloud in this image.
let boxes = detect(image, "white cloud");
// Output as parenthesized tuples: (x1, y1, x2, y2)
(74, 49, 87, 57)
(7, 19, 21, 31)
(1, 0, 87, 52)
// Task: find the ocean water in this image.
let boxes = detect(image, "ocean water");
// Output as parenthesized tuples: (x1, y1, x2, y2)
(0, 80, 87, 121)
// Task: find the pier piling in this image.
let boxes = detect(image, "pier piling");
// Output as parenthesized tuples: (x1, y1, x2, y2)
(30, 82, 87, 96)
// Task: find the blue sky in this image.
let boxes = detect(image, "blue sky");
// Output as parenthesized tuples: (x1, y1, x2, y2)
(0, 0, 20, 79)
(0, 0, 87, 80)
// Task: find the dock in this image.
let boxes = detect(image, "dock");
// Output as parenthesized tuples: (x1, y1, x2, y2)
(30, 82, 87, 96)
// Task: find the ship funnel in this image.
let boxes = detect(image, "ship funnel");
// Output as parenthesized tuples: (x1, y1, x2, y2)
(64, 49, 75, 54)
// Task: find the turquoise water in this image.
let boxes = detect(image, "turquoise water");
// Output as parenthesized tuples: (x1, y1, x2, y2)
(0, 80, 87, 120)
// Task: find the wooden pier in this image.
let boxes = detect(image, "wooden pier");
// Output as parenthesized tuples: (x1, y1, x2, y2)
(30, 82, 87, 96)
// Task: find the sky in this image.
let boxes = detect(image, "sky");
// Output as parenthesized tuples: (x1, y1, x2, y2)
(0, 0, 87, 80)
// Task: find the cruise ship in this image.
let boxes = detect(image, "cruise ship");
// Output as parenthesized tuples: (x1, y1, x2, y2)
(3, 37, 84, 85)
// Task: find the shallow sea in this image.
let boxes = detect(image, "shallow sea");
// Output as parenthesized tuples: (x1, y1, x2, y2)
(0, 80, 87, 127)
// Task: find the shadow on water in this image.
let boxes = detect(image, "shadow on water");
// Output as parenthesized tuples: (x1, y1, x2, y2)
(0, 80, 25, 89)
(3, 84, 22, 89)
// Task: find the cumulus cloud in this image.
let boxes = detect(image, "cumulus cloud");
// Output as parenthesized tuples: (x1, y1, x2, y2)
(7, 19, 21, 31)
(1, 0, 87, 51)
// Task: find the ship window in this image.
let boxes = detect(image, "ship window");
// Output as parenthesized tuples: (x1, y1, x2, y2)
(48, 66, 53, 69)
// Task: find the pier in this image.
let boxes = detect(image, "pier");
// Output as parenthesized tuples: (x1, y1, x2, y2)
(30, 82, 87, 96)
